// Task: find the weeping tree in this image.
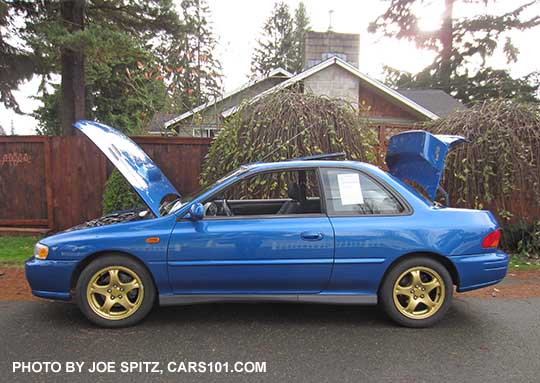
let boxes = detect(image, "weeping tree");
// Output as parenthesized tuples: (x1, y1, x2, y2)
(429, 99, 540, 255)
(201, 89, 377, 186)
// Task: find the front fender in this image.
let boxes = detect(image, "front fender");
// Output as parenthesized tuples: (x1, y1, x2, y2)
(30, 214, 177, 299)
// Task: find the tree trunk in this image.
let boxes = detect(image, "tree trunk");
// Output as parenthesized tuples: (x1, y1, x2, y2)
(60, 0, 85, 136)
(439, 0, 454, 94)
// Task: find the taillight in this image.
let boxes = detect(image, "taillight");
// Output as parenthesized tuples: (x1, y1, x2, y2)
(482, 229, 501, 249)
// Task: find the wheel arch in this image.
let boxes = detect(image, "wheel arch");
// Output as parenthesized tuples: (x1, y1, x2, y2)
(70, 250, 159, 295)
(378, 251, 459, 294)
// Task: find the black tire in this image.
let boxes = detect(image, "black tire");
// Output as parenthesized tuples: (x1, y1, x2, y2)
(379, 256, 453, 328)
(75, 254, 156, 328)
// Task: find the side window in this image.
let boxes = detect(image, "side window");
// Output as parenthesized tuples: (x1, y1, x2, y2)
(320, 168, 405, 215)
(203, 169, 322, 217)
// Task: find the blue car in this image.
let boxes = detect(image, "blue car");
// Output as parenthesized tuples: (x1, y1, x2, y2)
(25, 121, 508, 328)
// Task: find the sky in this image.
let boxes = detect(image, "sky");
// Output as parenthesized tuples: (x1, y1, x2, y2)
(1, 0, 539, 135)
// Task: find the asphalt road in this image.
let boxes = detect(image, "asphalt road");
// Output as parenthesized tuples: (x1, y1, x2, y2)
(1, 297, 539, 383)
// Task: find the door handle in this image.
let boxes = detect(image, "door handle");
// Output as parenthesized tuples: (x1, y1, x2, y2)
(301, 231, 324, 241)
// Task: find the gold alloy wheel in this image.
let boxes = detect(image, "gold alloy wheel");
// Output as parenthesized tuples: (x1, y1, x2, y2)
(392, 266, 445, 320)
(86, 266, 144, 320)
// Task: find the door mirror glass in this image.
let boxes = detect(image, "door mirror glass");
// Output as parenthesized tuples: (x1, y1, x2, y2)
(189, 202, 204, 220)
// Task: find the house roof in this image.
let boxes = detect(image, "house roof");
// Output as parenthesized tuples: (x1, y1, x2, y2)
(166, 57, 464, 128)
(164, 68, 293, 128)
(221, 57, 440, 120)
(397, 89, 466, 118)
(147, 112, 177, 133)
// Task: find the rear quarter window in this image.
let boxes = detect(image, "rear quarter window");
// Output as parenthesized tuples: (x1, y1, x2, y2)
(320, 168, 406, 215)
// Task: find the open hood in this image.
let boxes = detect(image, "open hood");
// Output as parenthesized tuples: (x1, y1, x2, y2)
(74, 120, 180, 216)
(385, 130, 465, 200)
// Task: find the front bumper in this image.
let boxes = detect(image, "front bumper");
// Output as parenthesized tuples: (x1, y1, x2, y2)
(25, 257, 79, 301)
(450, 250, 509, 292)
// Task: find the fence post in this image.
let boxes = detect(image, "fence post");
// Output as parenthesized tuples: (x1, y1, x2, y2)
(44, 137, 55, 230)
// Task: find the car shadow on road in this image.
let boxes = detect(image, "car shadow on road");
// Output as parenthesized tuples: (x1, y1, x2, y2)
(26, 297, 482, 331)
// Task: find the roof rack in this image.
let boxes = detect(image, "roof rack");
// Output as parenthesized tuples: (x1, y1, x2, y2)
(292, 152, 346, 161)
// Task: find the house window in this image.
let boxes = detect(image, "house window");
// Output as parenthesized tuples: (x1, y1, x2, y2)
(192, 126, 218, 138)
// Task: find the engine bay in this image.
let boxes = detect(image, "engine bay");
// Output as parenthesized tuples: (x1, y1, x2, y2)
(64, 208, 152, 232)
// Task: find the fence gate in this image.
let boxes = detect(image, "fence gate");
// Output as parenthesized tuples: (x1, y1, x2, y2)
(0, 137, 54, 229)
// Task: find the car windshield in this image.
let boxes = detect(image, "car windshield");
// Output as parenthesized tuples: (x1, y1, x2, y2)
(162, 166, 251, 215)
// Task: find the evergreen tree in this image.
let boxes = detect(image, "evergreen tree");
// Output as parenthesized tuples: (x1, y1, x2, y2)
(0, 124, 6, 135)
(34, 31, 169, 135)
(291, 1, 310, 74)
(3, 0, 184, 134)
(157, 0, 222, 113)
(3, 0, 221, 135)
(250, 1, 295, 78)
(0, 1, 39, 113)
(369, 0, 540, 104)
(251, 1, 310, 78)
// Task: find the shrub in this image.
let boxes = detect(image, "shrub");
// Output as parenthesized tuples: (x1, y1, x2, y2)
(102, 169, 144, 214)
(429, 100, 540, 256)
(201, 89, 377, 185)
(429, 99, 540, 223)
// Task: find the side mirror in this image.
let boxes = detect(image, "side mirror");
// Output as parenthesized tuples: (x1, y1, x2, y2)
(189, 202, 204, 221)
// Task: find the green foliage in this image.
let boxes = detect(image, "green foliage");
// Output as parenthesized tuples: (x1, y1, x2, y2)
(502, 221, 540, 258)
(250, 1, 310, 77)
(4, 0, 221, 134)
(201, 89, 377, 185)
(430, 99, 540, 259)
(157, 0, 222, 113)
(517, 223, 540, 259)
(0, 1, 39, 113)
(34, 27, 170, 136)
(384, 66, 539, 106)
(291, 1, 310, 74)
(102, 170, 144, 215)
(429, 100, 540, 226)
(370, 0, 540, 104)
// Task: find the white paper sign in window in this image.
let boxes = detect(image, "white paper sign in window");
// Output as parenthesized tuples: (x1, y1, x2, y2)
(337, 173, 364, 205)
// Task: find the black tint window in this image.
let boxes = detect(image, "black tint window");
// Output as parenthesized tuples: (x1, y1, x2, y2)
(320, 168, 404, 215)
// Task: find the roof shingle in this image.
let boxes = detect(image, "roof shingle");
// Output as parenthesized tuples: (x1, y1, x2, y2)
(397, 89, 466, 118)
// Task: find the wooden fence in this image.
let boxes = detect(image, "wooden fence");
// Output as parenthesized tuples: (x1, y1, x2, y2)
(0, 135, 212, 232)
(0, 126, 412, 233)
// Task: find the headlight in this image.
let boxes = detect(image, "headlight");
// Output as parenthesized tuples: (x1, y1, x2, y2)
(34, 243, 49, 260)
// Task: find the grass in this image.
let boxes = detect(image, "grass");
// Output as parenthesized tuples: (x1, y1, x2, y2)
(0, 236, 40, 266)
(509, 253, 540, 271)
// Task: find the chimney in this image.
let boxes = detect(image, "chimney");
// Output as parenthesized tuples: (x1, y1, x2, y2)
(304, 31, 360, 70)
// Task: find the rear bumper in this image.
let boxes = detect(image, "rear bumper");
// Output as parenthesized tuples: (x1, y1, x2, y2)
(25, 257, 78, 301)
(450, 250, 509, 292)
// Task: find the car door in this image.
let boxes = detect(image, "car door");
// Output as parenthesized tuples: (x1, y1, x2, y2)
(319, 167, 413, 295)
(167, 168, 335, 294)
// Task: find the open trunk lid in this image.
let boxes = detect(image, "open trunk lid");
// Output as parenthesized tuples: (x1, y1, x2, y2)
(385, 130, 465, 200)
(74, 120, 180, 216)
